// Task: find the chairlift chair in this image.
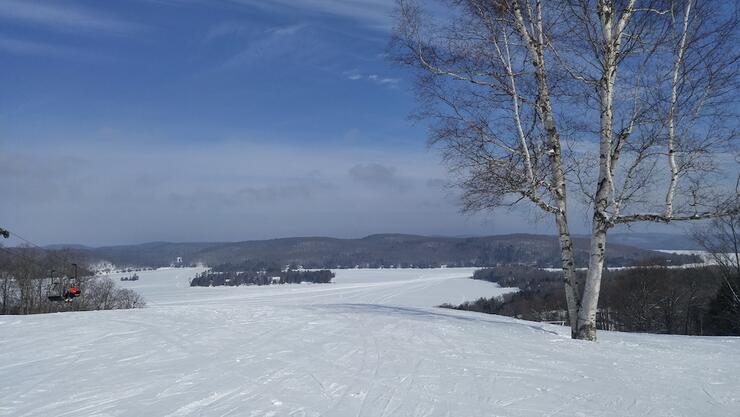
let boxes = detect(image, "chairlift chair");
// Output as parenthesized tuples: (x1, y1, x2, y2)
(47, 264, 82, 302)
(47, 270, 65, 302)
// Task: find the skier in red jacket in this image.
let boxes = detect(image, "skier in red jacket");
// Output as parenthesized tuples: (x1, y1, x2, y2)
(64, 286, 81, 302)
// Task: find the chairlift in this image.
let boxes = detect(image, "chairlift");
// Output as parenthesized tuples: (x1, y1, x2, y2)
(47, 263, 82, 302)
(47, 270, 64, 302)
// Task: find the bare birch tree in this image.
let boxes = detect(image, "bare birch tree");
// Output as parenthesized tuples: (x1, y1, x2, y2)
(693, 212, 740, 334)
(392, 0, 739, 340)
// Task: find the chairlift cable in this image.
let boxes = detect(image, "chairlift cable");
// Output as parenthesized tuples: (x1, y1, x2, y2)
(0, 247, 52, 270)
(1, 227, 81, 271)
(1, 227, 84, 302)
(6, 229, 52, 251)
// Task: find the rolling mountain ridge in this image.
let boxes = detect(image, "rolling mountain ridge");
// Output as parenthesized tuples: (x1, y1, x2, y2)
(71, 233, 700, 268)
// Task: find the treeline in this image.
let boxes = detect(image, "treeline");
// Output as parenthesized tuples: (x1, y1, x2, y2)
(0, 248, 146, 315)
(120, 274, 139, 281)
(234, 252, 701, 270)
(443, 265, 738, 336)
(190, 263, 334, 287)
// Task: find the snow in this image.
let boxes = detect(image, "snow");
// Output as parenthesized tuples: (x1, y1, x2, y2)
(653, 249, 735, 269)
(1, 267, 738, 416)
(542, 249, 716, 272)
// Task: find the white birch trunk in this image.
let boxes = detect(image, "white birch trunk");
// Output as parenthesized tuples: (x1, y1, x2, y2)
(576, 0, 632, 340)
(511, 0, 581, 336)
(665, 0, 692, 217)
(556, 210, 580, 337)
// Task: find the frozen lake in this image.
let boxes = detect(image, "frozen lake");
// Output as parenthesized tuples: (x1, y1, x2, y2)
(110, 267, 513, 308)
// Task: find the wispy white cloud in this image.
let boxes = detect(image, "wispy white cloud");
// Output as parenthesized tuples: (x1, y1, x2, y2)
(2, 137, 486, 245)
(204, 21, 256, 41)
(349, 162, 411, 191)
(345, 71, 400, 87)
(0, 36, 93, 59)
(146, 0, 394, 30)
(272, 24, 307, 37)
(217, 23, 309, 69)
(367, 74, 400, 86)
(233, 0, 394, 30)
(0, 0, 145, 35)
(205, 21, 307, 44)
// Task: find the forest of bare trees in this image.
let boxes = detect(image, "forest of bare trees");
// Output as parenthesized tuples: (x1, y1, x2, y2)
(393, 0, 739, 339)
(0, 248, 145, 315)
(190, 262, 334, 287)
(447, 264, 727, 335)
(693, 213, 740, 334)
(447, 213, 740, 335)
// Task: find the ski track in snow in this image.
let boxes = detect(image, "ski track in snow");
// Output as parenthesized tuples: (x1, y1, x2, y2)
(1, 267, 738, 416)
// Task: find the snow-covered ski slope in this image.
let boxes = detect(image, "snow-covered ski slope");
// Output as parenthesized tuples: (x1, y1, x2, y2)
(1, 268, 738, 416)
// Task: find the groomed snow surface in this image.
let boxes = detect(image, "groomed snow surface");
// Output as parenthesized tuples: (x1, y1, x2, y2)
(1, 268, 738, 417)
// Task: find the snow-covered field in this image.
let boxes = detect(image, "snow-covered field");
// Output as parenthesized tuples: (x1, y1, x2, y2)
(1, 268, 738, 416)
(542, 249, 716, 272)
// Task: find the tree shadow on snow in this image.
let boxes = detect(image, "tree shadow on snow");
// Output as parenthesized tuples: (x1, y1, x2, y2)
(309, 303, 563, 337)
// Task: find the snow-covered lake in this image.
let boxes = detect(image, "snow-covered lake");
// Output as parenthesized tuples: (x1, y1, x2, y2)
(1, 267, 738, 416)
(109, 267, 513, 309)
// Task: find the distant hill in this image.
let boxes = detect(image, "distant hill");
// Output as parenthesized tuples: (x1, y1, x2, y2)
(43, 244, 91, 250)
(607, 233, 701, 250)
(71, 234, 700, 269)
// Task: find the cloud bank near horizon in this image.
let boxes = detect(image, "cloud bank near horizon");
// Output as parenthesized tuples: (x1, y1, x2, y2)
(4, 137, 541, 246)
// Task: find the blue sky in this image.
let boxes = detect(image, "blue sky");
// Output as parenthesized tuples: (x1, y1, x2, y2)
(0, 0, 690, 246)
(1, 0, 506, 246)
(0, 0, 410, 146)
